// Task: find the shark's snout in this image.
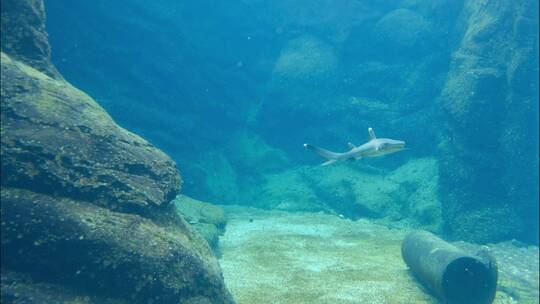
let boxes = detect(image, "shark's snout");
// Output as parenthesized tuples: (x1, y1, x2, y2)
(394, 140, 405, 149)
(390, 140, 405, 150)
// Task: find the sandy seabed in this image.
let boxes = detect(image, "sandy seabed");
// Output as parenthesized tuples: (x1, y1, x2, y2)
(218, 206, 539, 304)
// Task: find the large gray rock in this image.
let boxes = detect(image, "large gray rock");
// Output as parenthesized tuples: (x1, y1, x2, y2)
(0, 52, 180, 220)
(0, 0, 236, 302)
(374, 8, 434, 50)
(1, 188, 234, 304)
(439, 0, 539, 243)
(173, 195, 227, 252)
(272, 35, 338, 86)
(1, 271, 126, 304)
(251, 158, 442, 232)
(0, 0, 59, 78)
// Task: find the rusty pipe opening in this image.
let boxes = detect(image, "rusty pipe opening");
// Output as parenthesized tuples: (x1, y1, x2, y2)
(443, 256, 495, 303)
(402, 230, 498, 304)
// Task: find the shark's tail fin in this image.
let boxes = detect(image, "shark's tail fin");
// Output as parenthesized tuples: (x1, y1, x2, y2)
(304, 143, 341, 166)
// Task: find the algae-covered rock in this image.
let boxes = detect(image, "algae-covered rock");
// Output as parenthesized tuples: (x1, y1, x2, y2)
(272, 35, 338, 86)
(306, 164, 401, 219)
(0, 0, 59, 78)
(374, 8, 434, 50)
(173, 195, 227, 250)
(0, 51, 181, 218)
(257, 169, 329, 212)
(1, 271, 127, 304)
(389, 158, 442, 231)
(174, 195, 226, 227)
(225, 131, 292, 174)
(447, 207, 523, 244)
(252, 158, 442, 232)
(300, 158, 441, 231)
(1, 188, 235, 304)
(191, 152, 241, 204)
(438, 0, 539, 243)
(0, 1, 235, 302)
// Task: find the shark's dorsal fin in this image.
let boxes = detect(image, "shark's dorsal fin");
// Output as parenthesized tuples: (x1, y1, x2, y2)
(368, 127, 376, 140)
(347, 142, 356, 149)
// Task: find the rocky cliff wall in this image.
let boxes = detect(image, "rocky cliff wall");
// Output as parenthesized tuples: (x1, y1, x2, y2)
(0, 0, 236, 302)
(439, 0, 539, 243)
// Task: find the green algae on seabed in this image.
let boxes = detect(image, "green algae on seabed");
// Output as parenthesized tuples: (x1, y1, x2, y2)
(218, 206, 538, 304)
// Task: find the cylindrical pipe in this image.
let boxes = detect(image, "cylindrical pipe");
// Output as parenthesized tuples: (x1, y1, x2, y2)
(401, 230, 498, 304)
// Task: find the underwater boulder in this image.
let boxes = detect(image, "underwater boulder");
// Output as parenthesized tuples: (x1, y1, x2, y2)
(1, 271, 127, 304)
(305, 158, 441, 231)
(0, 0, 59, 78)
(0, 0, 236, 302)
(272, 35, 338, 86)
(373, 8, 434, 53)
(255, 168, 330, 212)
(1, 188, 235, 304)
(0, 51, 180, 219)
(252, 158, 442, 232)
(173, 195, 227, 252)
(438, 0, 539, 243)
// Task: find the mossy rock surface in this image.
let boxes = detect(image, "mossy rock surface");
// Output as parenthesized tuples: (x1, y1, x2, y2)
(174, 195, 226, 227)
(0, 0, 59, 78)
(173, 195, 227, 250)
(1, 51, 181, 217)
(1, 187, 235, 304)
(1, 271, 128, 304)
(252, 157, 442, 232)
(0, 1, 234, 302)
(438, 0, 539, 243)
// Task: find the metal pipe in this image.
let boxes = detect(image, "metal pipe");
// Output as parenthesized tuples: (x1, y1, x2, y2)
(401, 230, 498, 304)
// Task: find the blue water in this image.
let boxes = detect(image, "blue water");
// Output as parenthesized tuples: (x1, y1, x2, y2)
(46, 0, 538, 243)
(1, 0, 539, 303)
(43, 0, 539, 245)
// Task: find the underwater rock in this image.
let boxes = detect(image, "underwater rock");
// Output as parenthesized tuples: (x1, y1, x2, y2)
(446, 207, 524, 244)
(0, 52, 181, 219)
(272, 35, 338, 86)
(257, 168, 330, 212)
(252, 158, 442, 232)
(225, 131, 292, 175)
(374, 8, 434, 51)
(439, 0, 539, 243)
(173, 195, 227, 251)
(1, 188, 235, 304)
(186, 131, 292, 206)
(0, 0, 59, 78)
(188, 152, 241, 204)
(301, 158, 441, 230)
(0, 1, 235, 302)
(1, 271, 127, 304)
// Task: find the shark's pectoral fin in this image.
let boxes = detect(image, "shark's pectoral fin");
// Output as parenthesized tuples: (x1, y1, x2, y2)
(347, 142, 356, 149)
(321, 159, 337, 166)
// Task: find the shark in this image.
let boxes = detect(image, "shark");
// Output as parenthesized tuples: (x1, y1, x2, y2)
(304, 128, 406, 166)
